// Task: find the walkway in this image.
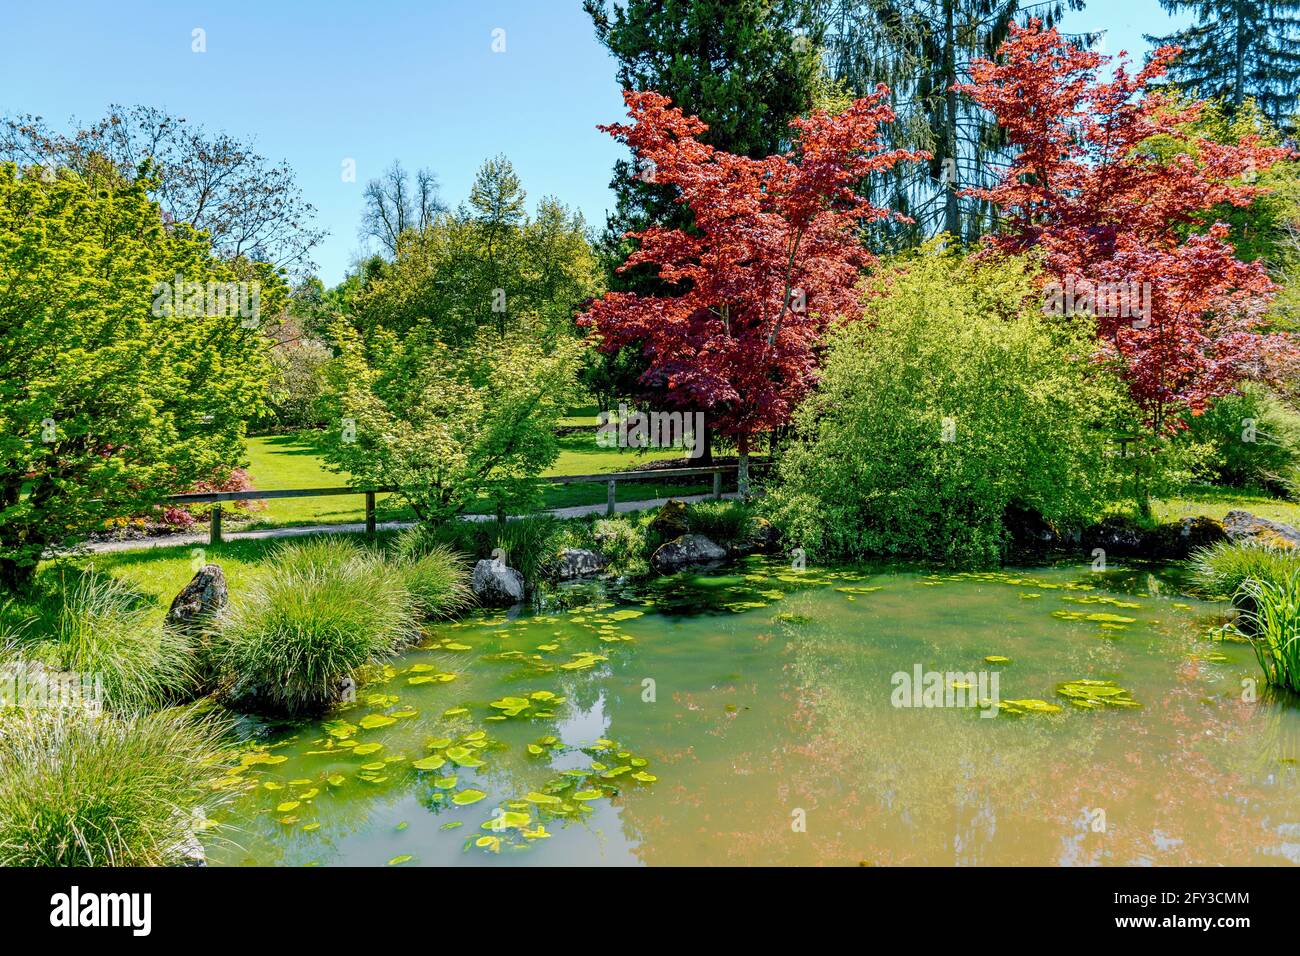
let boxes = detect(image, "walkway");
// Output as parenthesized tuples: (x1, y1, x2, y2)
(80, 492, 741, 554)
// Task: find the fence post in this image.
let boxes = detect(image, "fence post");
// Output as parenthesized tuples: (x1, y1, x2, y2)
(365, 491, 376, 537)
(209, 505, 222, 546)
(712, 470, 722, 500)
(607, 478, 617, 516)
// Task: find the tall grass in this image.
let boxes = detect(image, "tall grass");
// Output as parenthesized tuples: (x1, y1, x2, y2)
(685, 500, 755, 546)
(397, 545, 471, 620)
(411, 516, 565, 588)
(1191, 541, 1300, 602)
(0, 708, 229, 866)
(214, 538, 416, 716)
(3, 569, 195, 713)
(1238, 569, 1300, 694)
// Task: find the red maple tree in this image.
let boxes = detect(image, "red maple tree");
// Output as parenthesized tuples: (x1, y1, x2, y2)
(958, 21, 1293, 434)
(579, 89, 923, 485)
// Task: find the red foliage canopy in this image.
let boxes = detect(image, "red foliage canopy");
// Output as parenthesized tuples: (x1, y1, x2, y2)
(959, 21, 1293, 432)
(579, 89, 923, 450)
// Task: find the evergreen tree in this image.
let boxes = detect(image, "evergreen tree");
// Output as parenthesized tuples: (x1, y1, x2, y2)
(820, 0, 1088, 247)
(1146, 0, 1300, 129)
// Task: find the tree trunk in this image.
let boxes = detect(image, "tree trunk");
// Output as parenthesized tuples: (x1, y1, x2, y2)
(737, 434, 750, 497)
(942, 0, 961, 240)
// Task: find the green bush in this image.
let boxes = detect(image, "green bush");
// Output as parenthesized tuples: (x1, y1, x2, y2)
(768, 248, 1128, 565)
(0, 708, 229, 866)
(1179, 384, 1300, 494)
(1191, 540, 1300, 601)
(214, 538, 416, 716)
(1239, 569, 1300, 694)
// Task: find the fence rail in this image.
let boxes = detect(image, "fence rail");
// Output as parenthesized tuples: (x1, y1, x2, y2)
(162, 464, 759, 545)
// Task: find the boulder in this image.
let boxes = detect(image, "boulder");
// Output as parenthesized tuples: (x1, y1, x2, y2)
(555, 548, 607, 580)
(1003, 505, 1065, 552)
(651, 534, 727, 574)
(166, 564, 228, 632)
(1144, 515, 1227, 558)
(1081, 516, 1147, 556)
(1223, 510, 1300, 550)
(471, 558, 526, 607)
(746, 517, 781, 554)
(648, 499, 690, 541)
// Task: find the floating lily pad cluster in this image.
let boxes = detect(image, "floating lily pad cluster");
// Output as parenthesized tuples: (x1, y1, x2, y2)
(467, 737, 658, 855)
(1055, 679, 1142, 709)
(487, 690, 565, 719)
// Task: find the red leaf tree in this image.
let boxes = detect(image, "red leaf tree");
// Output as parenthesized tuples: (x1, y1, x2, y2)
(958, 22, 1293, 434)
(579, 89, 923, 487)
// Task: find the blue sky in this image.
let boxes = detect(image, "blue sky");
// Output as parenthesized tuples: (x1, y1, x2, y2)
(1, 0, 1191, 285)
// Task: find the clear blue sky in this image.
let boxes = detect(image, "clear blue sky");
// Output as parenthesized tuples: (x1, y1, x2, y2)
(0, 0, 1191, 286)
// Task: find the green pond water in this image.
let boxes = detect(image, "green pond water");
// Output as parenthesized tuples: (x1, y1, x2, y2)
(204, 556, 1300, 866)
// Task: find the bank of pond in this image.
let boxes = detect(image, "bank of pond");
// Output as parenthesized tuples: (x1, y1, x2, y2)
(2, 504, 1299, 866)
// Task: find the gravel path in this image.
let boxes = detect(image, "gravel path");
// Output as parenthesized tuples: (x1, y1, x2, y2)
(78, 492, 741, 554)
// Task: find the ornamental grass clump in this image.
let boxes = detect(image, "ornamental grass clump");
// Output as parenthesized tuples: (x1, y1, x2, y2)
(1191, 540, 1300, 602)
(0, 708, 229, 866)
(214, 538, 416, 716)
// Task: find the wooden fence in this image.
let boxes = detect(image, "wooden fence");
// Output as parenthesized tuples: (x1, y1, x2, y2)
(162, 464, 756, 545)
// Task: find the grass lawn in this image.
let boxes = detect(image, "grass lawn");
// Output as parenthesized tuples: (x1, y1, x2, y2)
(235, 426, 715, 530)
(1151, 483, 1300, 527)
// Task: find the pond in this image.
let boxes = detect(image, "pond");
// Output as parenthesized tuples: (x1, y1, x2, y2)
(204, 556, 1300, 866)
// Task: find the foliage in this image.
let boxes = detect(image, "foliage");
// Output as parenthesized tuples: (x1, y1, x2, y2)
(413, 516, 568, 589)
(960, 22, 1295, 434)
(1179, 384, 1300, 491)
(213, 538, 416, 716)
(1191, 539, 1300, 599)
(821, 0, 1088, 246)
(768, 247, 1127, 565)
(580, 89, 922, 463)
(0, 164, 272, 590)
(685, 499, 756, 544)
(583, 0, 824, 286)
(0, 707, 229, 867)
(1238, 568, 1300, 693)
(323, 324, 581, 526)
(353, 156, 602, 345)
(1146, 0, 1300, 129)
(0, 104, 323, 275)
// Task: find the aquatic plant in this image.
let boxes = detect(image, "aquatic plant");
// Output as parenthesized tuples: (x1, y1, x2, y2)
(214, 538, 417, 716)
(1238, 569, 1300, 694)
(0, 708, 229, 866)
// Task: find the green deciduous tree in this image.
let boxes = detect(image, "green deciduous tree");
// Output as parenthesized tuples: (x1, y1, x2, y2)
(767, 246, 1130, 564)
(0, 164, 272, 590)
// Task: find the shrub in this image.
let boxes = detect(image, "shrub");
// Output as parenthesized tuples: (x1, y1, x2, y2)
(214, 538, 415, 716)
(1191, 540, 1300, 601)
(1238, 569, 1300, 694)
(412, 516, 567, 589)
(1179, 384, 1300, 493)
(0, 708, 229, 866)
(768, 248, 1128, 565)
